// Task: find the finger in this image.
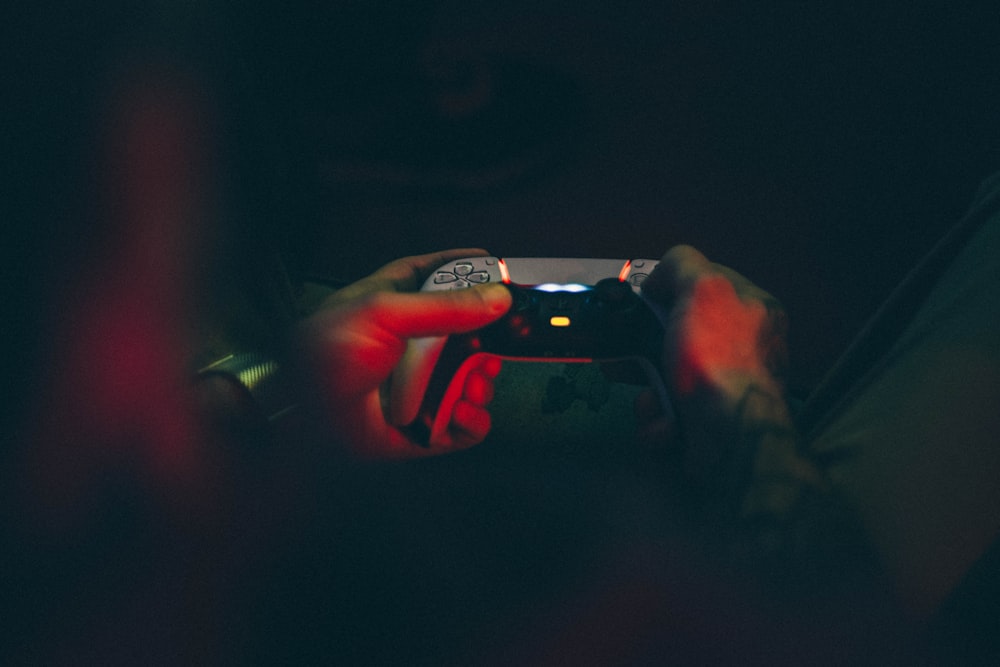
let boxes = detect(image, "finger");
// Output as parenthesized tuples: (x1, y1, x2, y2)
(477, 354, 503, 380)
(366, 283, 512, 339)
(709, 262, 783, 309)
(705, 264, 789, 368)
(644, 247, 786, 337)
(642, 245, 714, 303)
(461, 355, 503, 404)
(447, 399, 492, 448)
(462, 367, 495, 408)
(332, 248, 492, 303)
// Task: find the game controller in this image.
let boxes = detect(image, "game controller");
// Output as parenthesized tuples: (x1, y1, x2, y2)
(389, 257, 673, 446)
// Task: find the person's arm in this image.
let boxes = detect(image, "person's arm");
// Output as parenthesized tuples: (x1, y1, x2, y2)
(641, 246, 878, 598)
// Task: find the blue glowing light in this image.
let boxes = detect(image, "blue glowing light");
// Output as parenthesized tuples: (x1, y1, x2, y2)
(534, 283, 591, 293)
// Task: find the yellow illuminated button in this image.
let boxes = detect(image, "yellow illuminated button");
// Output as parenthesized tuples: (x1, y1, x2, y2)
(549, 316, 571, 327)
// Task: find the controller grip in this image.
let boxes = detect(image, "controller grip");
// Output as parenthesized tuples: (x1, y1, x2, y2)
(398, 344, 675, 449)
(397, 335, 493, 447)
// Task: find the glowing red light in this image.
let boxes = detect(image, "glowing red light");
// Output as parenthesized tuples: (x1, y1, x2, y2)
(498, 258, 511, 284)
(618, 260, 632, 282)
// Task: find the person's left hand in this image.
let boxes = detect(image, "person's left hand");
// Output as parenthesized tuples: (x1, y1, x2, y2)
(294, 249, 513, 459)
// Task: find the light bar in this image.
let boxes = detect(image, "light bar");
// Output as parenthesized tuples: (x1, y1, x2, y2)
(549, 316, 571, 327)
(535, 283, 591, 293)
(618, 260, 632, 282)
(498, 258, 511, 284)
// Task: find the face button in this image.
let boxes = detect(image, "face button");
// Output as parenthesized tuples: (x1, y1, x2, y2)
(467, 271, 490, 283)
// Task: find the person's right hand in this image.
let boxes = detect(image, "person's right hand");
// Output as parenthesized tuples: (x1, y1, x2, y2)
(638, 245, 822, 517)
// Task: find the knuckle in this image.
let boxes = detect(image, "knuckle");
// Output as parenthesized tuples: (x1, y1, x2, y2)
(691, 273, 738, 302)
(662, 244, 705, 267)
(361, 290, 394, 312)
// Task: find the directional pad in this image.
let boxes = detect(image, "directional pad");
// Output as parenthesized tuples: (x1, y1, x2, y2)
(432, 264, 492, 289)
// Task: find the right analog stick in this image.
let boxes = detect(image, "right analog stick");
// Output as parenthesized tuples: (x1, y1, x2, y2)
(593, 278, 636, 311)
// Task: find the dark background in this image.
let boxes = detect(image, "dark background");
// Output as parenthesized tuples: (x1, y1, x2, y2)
(243, 4, 1000, 662)
(13, 2, 1000, 390)
(256, 2, 1000, 391)
(9, 2, 1000, 664)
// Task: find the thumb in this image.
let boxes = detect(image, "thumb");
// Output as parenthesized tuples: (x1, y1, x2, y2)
(372, 283, 512, 339)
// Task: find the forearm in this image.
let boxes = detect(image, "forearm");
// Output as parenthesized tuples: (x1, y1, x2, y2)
(691, 378, 883, 609)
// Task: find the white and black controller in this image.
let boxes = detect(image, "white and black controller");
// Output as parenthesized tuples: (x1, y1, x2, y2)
(389, 257, 672, 446)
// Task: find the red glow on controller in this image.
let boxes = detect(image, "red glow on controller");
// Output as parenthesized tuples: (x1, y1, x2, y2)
(498, 258, 511, 284)
(618, 260, 633, 282)
(508, 313, 532, 337)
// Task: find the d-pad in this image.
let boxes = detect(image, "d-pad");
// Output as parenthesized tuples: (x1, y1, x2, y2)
(432, 262, 492, 289)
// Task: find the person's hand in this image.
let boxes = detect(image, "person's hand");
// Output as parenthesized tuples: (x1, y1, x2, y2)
(643, 245, 790, 416)
(639, 245, 822, 516)
(294, 249, 512, 459)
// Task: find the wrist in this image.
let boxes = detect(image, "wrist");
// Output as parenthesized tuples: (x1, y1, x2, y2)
(197, 352, 298, 426)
